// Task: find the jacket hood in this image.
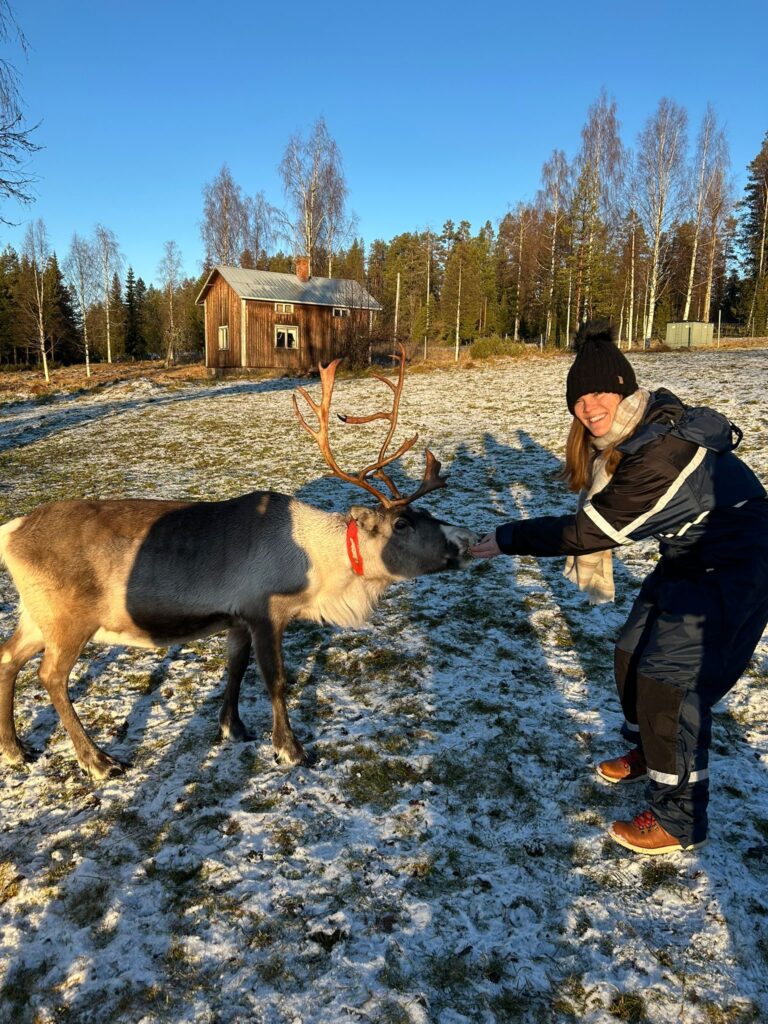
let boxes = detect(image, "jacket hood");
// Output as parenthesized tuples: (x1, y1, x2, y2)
(619, 388, 742, 455)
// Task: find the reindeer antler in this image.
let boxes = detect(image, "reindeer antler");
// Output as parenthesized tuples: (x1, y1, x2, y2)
(292, 344, 447, 509)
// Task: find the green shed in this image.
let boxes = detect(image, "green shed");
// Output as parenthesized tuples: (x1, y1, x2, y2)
(665, 322, 714, 348)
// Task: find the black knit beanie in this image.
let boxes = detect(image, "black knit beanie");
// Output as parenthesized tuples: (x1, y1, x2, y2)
(565, 319, 638, 413)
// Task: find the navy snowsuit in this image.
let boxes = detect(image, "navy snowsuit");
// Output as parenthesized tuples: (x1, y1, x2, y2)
(495, 388, 768, 845)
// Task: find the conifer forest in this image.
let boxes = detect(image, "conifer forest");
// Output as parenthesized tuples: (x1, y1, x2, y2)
(2, 91, 768, 372)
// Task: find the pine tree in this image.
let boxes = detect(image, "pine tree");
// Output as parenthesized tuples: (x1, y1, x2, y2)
(109, 271, 124, 358)
(0, 244, 20, 363)
(124, 267, 139, 359)
(738, 131, 768, 334)
(46, 255, 80, 364)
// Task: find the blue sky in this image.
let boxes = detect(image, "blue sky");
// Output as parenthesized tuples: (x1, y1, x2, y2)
(2, 0, 767, 287)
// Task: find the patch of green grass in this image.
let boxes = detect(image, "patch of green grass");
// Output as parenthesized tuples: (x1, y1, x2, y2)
(343, 746, 423, 809)
(609, 991, 646, 1022)
(256, 953, 287, 984)
(379, 947, 412, 991)
(239, 791, 282, 814)
(425, 950, 472, 992)
(640, 859, 679, 891)
(0, 961, 51, 1020)
(63, 878, 111, 929)
(370, 1000, 413, 1024)
(489, 988, 550, 1021)
(270, 821, 305, 858)
(0, 861, 22, 904)
(553, 973, 597, 1019)
(700, 1001, 761, 1023)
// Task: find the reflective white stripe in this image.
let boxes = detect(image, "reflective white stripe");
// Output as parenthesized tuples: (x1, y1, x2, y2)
(648, 767, 710, 785)
(583, 501, 626, 543)
(583, 446, 708, 545)
(624, 720, 640, 733)
(675, 509, 710, 538)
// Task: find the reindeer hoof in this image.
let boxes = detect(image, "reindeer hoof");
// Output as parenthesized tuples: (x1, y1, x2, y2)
(273, 742, 310, 767)
(82, 753, 130, 782)
(2, 738, 38, 767)
(218, 720, 256, 743)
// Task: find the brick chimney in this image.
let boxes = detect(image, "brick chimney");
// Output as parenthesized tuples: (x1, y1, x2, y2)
(295, 256, 310, 283)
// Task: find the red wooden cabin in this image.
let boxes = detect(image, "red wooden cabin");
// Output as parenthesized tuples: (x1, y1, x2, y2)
(195, 259, 381, 373)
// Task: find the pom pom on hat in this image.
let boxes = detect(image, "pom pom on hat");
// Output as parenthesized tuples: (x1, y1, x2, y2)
(566, 318, 638, 413)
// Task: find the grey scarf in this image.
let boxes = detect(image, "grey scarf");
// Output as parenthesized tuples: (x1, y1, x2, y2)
(563, 388, 650, 604)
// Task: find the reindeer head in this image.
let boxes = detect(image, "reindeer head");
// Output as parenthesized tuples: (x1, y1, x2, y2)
(293, 346, 476, 575)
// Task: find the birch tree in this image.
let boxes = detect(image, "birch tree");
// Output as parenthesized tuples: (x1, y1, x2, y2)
(94, 223, 121, 363)
(158, 240, 182, 367)
(201, 164, 249, 268)
(64, 233, 97, 377)
(21, 218, 50, 381)
(572, 91, 624, 321)
(538, 149, 570, 343)
(682, 105, 727, 321)
(241, 191, 275, 268)
(635, 98, 688, 342)
(509, 204, 536, 340)
(702, 163, 733, 323)
(278, 117, 348, 277)
(0, 1, 38, 218)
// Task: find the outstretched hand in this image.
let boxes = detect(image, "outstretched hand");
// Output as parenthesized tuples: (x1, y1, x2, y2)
(470, 532, 502, 559)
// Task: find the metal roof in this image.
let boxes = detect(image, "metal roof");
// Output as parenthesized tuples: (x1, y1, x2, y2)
(196, 265, 382, 310)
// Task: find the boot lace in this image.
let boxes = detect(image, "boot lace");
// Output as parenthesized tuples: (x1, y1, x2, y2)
(632, 810, 657, 832)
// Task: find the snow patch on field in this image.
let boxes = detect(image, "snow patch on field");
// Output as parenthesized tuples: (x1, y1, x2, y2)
(0, 350, 767, 1023)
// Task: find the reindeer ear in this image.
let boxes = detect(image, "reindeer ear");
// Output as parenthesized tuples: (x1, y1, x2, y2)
(348, 506, 380, 534)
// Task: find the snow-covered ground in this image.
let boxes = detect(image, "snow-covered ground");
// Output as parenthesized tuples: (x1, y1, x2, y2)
(1, 350, 767, 1024)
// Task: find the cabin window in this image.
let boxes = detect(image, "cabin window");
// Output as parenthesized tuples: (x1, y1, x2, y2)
(275, 325, 299, 349)
(217, 325, 229, 350)
(274, 302, 294, 313)
(332, 307, 350, 318)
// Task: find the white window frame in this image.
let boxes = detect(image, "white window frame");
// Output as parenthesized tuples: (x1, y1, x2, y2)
(217, 325, 229, 350)
(274, 302, 294, 313)
(332, 306, 350, 318)
(275, 324, 299, 350)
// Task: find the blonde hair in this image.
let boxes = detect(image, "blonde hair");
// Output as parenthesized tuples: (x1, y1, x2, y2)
(562, 416, 623, 492)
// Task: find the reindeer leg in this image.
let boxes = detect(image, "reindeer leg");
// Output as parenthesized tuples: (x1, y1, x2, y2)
(250, 619, 307, 766)
(38, 635, 126, 781)
(0, 615, 44, 766)
(218, 623, 255, 742)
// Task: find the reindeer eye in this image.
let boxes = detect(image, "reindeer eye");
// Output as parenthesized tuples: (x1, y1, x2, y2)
(393, 517, 410, 533)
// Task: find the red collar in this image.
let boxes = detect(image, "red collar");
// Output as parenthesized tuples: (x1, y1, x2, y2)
(346, 519, 365, 576)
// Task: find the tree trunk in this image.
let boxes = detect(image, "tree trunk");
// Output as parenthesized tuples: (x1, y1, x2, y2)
(454, 261, 462, 362)
(393, 271, 400, 342)
(645, 209, 663, 343)
(514, 220, 524, 341)
(627, 221, 636, 349)
(747, 183, 768, 337)
(84, 320, 91, 378)
(545, 214, 558, 343)
(424, 243, 431, 359)
(565, 268, 572, 344)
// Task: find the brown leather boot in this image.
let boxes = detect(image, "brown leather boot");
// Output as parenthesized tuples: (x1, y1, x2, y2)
(609, 810, 706, 855)
(595, 747, 647, 784)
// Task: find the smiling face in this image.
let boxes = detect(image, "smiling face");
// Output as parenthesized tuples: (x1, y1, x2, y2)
(573, 391, 623, 437)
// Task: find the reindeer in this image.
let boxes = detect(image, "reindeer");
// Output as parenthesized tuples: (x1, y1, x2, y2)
(0, 349, 476, 780)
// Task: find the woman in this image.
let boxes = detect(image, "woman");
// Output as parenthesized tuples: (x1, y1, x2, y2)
(472, 320, 768, 856)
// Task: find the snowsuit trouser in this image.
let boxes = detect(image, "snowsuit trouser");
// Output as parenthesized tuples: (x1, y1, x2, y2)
(614, 550, 768, 847)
